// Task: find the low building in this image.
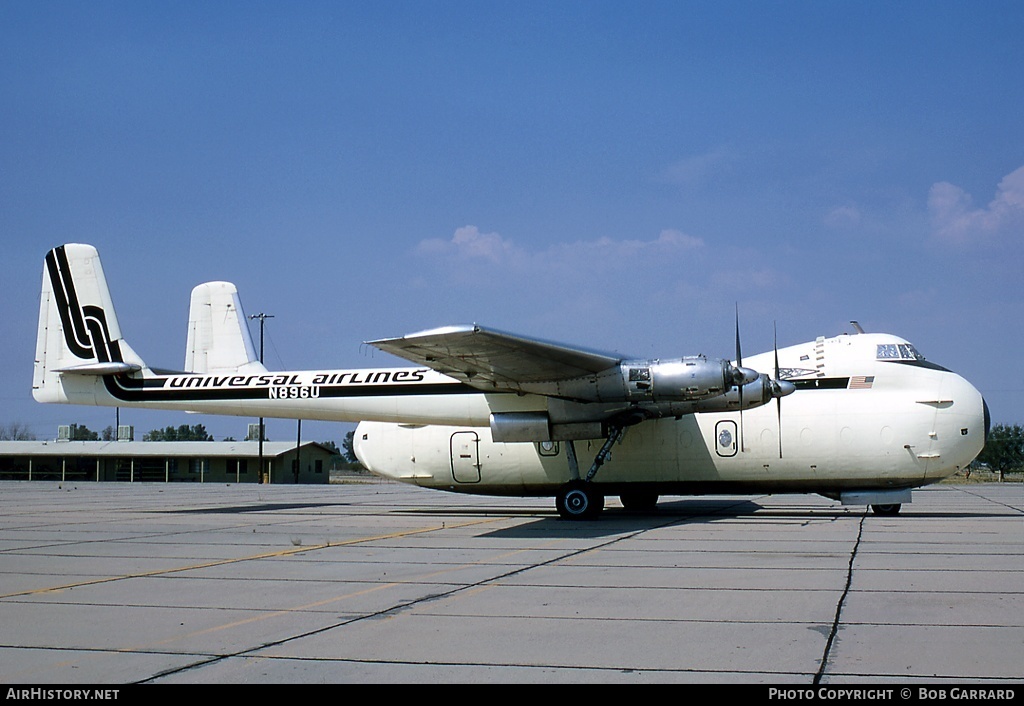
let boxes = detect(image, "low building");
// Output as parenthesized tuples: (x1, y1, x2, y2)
(0, 439, 339, 484)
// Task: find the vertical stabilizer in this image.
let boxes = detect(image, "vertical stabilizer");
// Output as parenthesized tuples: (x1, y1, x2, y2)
(33, 244, 145, 404)
(184, 282, 267, 374)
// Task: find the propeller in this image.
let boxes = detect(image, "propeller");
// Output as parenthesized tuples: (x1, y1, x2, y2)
(736, 306, 744, 453)
(731, 305, 764, 454)
(774, 323, 782, 458)
(733, 307, 789, 457)
(770, 322, 797, 458)
(730, 306, 758, 386)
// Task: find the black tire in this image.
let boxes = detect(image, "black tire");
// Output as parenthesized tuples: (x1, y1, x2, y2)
(619, 491, 659, 512)
(871, 503, 902, 516)
(556, 480, 604, 520)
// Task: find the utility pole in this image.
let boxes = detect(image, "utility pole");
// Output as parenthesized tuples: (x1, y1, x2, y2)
(295, 419, 301, 484)
(249, 312, 273, 483)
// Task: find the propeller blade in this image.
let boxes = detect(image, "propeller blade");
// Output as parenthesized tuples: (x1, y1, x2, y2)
(774, 322, 780, 380)
(775, 322, 782, 458)
(735, 304, 743, 368)
(776, 396, 783, 458)
(731, 305, 759, 386)
(736, 305, 744, 452)
(769, 323, 796, 404)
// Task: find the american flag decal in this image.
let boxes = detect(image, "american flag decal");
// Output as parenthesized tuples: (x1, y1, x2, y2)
(849, 375, 875, 389)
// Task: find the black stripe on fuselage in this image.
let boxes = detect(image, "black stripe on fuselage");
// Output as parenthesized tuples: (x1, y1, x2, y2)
(790, 377, 850, 390)
(318, 382, 479, 397)
(102, 376, 480, 402)
(884, 359, 953, 373)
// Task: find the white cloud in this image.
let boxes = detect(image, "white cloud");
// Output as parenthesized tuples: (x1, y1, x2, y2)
(659, 148, 736, 187)
(551, 228, 705, 262)
(409, 224, 795, 351)
(417, 225, 521, 263)
(652, 228, 706, 250)
(823, 204, 862, 229)
(928, 165, 1024, 244)
(417, 226, 703, 270)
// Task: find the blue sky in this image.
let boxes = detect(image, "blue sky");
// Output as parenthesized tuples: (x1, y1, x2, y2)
(2, 1, 1022, 445)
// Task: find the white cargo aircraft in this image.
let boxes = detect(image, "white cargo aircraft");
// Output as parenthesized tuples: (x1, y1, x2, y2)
(34, 244, 988, 518)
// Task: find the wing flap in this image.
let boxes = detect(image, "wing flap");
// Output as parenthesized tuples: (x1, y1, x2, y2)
(367, 324, 623, 387)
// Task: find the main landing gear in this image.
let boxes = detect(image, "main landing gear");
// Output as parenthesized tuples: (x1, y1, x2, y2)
(555, 424, 626, 520)
(556, 479, 604, 520)
(870, 503, 902, 516)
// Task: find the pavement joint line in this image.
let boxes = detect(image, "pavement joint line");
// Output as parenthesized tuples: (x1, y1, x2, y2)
(0, 517, 500, 600)
(148, 499, 813, 682)
(141, 521, 649, 681)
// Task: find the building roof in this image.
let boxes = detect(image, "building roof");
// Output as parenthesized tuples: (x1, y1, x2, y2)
(0, 440, 338, 459)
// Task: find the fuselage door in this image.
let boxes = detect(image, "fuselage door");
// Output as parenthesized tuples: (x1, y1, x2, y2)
(715, 420, 738, 457)
(450, 431, 481, 483)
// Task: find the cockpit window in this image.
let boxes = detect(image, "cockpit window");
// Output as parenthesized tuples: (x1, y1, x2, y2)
(876, 343, 925, 361)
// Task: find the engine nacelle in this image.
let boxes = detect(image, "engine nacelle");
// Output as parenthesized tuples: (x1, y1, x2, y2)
(620, 356, 757, 402)
(517, 356, 759, 405)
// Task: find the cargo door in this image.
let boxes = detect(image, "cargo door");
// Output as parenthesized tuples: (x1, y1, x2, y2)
(450, 431, 481, 483)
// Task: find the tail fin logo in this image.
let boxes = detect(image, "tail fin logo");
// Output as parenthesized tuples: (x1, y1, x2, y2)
(46, 246, 124, 365)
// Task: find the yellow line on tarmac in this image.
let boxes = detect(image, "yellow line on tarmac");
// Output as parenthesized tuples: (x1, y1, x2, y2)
(1, 517, 500, 600)
(1, 516, 510, 681)
(139, 518, 538, 648)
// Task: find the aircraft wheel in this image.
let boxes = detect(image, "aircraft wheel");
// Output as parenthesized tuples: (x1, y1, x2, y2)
(871, 503, 901, 516)
(556, 481, 604, 520)
(619, 491, 659, 512)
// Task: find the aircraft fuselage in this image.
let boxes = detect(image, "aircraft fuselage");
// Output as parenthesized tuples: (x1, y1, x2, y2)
(353, 333, 986, 498)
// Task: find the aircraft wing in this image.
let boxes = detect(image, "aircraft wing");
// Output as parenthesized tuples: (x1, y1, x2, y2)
(367, 324, 624, 388)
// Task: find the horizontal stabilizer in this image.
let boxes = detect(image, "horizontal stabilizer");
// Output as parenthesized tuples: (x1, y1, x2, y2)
(54, 362, 142, 375)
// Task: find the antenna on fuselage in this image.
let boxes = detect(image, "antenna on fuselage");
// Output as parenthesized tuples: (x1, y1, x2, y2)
(850, 320, 865, 334)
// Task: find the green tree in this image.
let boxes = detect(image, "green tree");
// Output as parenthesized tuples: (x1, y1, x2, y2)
(143, 424, 214, 441)
(70, 424, 99, 441)
(342, 430, 357, 463)
(975, 423, 1024, 481)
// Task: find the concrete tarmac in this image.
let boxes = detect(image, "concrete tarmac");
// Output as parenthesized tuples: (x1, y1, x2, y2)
(0, 479, 1021, 685)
